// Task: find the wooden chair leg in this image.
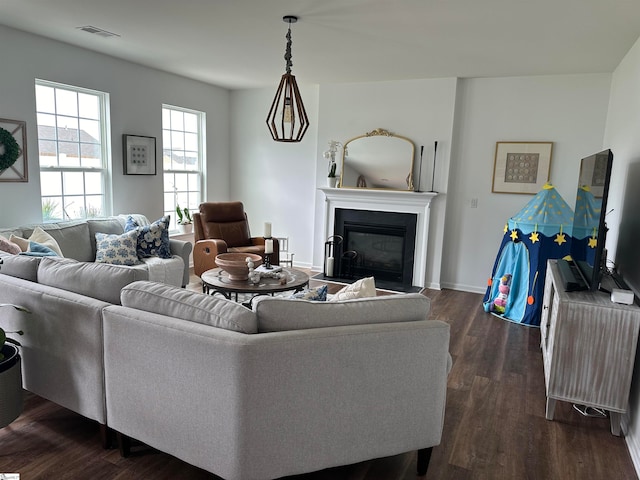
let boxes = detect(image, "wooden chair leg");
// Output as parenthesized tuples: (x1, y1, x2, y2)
(417, 447, 433, 476)
(117, 432, 131, 458)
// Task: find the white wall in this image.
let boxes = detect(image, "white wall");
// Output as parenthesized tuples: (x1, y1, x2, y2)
(230, 78, 457, 286)
(314, 78, 458, 288)
(0, 25, 230, 227)
(442, 74, 612, 292)
(229, 86, 319, 267)
(602, 35, 640, 475)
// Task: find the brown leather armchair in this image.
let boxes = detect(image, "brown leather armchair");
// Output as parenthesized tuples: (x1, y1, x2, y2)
(193, 201, 280, 277)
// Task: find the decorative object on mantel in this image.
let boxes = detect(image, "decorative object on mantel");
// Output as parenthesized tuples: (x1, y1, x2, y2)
(0, 118, 28, 182)
(216, 252, 262, 281)
(340, 128, 415, 191)
(175, 204, 193, 233)
(266, 15, 309, 143)
(430, 141, 438, 193)
(123, 134, 157, 175)
(324, 140, 343, 188)
(492, 141, 553, 194)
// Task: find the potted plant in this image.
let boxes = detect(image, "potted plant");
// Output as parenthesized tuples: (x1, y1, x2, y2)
(324, 140, 342, 188)
(176, 205, 193, 234)
(0, 260, 29, 428)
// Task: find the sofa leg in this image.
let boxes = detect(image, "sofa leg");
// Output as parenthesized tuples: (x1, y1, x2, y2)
(117, 432, 131, 458)
(99, 424, 111, 449)
(417, 447, 433, 476)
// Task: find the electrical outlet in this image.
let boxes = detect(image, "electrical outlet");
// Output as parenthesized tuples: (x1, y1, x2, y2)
(471, 198, 478, 208)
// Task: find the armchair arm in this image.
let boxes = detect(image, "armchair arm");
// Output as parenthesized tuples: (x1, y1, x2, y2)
(193, 239, 228, 277)
(169, 239, 193, 287)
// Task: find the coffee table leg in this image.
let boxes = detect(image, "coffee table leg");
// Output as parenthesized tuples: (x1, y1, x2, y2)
(207, 287, 232, 301)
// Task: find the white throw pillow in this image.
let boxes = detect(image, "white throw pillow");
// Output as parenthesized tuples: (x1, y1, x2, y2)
(329, 276, 376, 302)
(10, 226, 64, 256)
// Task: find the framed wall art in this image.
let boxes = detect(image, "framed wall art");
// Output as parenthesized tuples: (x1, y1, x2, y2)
(0, 118, 28, 182)
(123, 134, 156, 175)
(492, 141, 553, 194)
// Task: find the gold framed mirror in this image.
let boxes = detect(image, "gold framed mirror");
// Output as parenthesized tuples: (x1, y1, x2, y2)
(339, 128, 415, 191)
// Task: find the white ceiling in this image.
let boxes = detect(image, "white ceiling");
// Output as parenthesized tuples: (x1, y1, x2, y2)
(2, 0, 640, 90)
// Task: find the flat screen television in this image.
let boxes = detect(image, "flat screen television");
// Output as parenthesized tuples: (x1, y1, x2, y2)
(568, 149, 614, 291)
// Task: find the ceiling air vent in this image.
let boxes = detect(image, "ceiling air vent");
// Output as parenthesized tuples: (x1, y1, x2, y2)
(77, 26, 120, 38)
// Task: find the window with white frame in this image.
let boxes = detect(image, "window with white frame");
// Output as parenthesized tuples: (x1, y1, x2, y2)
(35, 80, 111, 221)
(162, 105, 205, 230)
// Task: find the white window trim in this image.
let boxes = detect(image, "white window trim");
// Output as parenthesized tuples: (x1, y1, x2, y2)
(36, 79, 112, 219)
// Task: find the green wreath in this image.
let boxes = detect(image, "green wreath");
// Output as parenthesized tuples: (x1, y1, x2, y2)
(0, 127, 20, 171)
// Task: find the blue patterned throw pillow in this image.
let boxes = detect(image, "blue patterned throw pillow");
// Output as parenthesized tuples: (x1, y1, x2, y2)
(289, 284, 328, 301)
(125, 215, 172, 259)
(95, 230, 141, 265)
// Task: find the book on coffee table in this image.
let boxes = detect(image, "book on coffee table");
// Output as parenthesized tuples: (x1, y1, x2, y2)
(255, 264, 283, 273)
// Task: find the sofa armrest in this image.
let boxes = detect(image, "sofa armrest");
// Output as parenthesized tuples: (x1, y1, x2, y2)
(193, 239, 228, 277)
(169, 238, 193, 287)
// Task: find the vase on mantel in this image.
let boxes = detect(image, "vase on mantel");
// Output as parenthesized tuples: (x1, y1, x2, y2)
(327, 177, 339, 188)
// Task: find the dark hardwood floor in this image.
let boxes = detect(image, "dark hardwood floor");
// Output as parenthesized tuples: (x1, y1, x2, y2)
(0, 274, 637, 479)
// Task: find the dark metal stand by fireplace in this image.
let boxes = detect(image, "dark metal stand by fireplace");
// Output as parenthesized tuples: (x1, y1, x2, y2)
(331, 208, 418, 290)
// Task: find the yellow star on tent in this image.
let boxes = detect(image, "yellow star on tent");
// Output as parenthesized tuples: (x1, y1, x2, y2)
(510, 229, 519, 241)
(529, 232, 540, 244)
(588, 237, 598, 248)
(503, 223, 508, 233)
(554, 233, 567, 246)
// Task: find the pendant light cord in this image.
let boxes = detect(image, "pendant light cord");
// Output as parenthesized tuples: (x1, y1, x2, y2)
(284, 21, 293, 74)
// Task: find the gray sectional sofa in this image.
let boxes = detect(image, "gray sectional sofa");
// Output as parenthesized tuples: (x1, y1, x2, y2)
(0, 214, 191, 441)
(0, 240, 450, 479)
(105, 282, 451, 480)
(0, 215, 192, 288)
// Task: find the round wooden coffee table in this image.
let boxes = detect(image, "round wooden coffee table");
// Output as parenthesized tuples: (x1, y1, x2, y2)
(201, 267, 309, 305)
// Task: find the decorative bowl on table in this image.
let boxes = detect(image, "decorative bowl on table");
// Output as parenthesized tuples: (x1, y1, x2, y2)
(215, 253, 263, 281)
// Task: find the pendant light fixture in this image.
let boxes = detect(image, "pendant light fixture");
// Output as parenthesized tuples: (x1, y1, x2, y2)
(266, 15, 309, 142)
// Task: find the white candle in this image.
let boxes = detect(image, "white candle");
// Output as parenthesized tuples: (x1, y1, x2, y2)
(264, 222, 272, 238)
(265, 239, 273, 254)
(326, 256, 334, 277)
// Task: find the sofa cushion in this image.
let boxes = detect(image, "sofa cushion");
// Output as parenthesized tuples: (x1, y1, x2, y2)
(0, 235, 21, 255)
(38, 257, 148, 305)
(11, 226, 64, 257)
(125, 216, 172, 259)
(120, 281, 258, 334)
(329, 276, 376, 302)
(21, 222, 91, 259)
(0, 251, 41, 282)
(253, 293, 431, 333)
(95, 231, 141, 266)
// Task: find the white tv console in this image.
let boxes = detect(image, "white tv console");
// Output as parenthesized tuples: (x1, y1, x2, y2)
(541, 259, 640, 436)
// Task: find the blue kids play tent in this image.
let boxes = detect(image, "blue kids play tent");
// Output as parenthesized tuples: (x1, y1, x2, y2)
(483, 184, 573, 326)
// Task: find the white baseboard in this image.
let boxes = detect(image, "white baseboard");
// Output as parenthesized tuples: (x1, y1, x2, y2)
(440, 282, 486, 294)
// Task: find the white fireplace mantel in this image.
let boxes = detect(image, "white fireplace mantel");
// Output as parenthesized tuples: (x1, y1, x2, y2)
(319, 188, 437, 288)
